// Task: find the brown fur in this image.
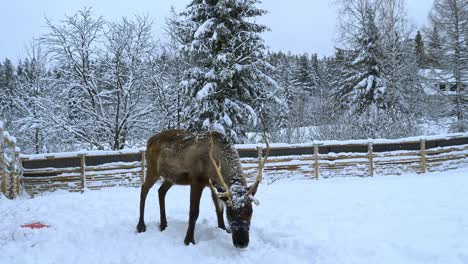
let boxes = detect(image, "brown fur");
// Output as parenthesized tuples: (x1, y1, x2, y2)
(136, 130, 255, 247)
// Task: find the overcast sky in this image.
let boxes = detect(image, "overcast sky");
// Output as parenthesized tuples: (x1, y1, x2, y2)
(0, 0, 434, 62)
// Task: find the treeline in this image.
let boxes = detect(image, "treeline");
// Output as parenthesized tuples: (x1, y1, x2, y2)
(261, 0, 466, 142)
(0, 0, 466, 154)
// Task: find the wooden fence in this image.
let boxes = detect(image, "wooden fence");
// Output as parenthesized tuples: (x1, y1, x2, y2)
(21, 133, 468, 196)
(0, 121, 23, 199)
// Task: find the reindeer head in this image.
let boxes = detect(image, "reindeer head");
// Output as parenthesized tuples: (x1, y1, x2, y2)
(209, 134, 269, 249)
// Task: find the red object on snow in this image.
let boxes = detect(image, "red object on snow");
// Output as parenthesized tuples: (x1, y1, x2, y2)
(21, 222, 50, 229)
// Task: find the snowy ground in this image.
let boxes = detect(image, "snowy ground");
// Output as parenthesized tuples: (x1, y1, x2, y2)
(1, 168, 468, 264)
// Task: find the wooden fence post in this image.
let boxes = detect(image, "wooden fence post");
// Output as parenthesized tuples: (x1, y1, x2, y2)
(420, 138, 427, 174)
(256, 146, 263, 177)
(368, 142, 374, 177)
(141, 151, 146, 185)
(0, 125, 5, 196)
(80, 154, 86, 192)
(15, 151, 22, 196)
(9, 157, 16, 199)
(314, 144, 320, 180)
(7, 140, 20, 199)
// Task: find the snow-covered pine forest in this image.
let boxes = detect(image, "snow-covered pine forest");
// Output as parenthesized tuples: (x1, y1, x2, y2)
(0, 0, 467, 154)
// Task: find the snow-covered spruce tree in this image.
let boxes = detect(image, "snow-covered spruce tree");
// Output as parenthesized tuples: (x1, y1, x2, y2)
(425, 25, 444, 68)
(349, 7, 387, 113)
(316, 56, 339, 121)
(289, 54, 317, 127)
(291, 54, 316, 96)
(0, 58, 17, 128)
(329, 48, 358, 113)
(415, 31, 428, 68)
(311, 55, 333, 125)
(328, 0, 422, 140)
(177, 0, 274, 143)
(430, 0, 468, 132)
(266, 51, 301, 143)
(267, 52, 294, 117)
(310, 54, 323, 96)
(323, 56, 342, 113)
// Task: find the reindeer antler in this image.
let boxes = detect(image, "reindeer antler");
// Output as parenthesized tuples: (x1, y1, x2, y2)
(209, 134, 233, 206)
(246, 131, 270, 197)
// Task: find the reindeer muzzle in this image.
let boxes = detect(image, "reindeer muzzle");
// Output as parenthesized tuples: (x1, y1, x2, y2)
(231, 221, 250, 248)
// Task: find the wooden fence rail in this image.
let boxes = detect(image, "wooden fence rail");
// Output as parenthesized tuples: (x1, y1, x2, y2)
(0, 121, 23, 199)
(21, 133, 468, 196)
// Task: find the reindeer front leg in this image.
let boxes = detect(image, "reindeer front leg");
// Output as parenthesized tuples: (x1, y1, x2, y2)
(184, 183, 204, 245)
(158, 180, 173, 231)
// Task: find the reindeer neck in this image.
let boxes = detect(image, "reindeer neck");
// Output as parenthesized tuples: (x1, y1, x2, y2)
(225, 168, 249, 209)
(217, 143, 246, 188)
(217, 151, 248, 207)
(229, 181, 249, 209)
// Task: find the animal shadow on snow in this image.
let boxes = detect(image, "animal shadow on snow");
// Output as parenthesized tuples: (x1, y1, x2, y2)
(135, 218, 232, 248)
(135, 217, 318, 258)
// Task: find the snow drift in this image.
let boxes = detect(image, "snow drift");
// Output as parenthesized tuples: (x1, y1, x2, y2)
(1, 168, 468, 264)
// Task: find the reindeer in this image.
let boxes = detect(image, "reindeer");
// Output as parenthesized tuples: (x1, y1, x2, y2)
(136, 130, 269, 248)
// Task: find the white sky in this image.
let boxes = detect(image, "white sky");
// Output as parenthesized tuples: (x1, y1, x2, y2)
(0, 0, 434, 62)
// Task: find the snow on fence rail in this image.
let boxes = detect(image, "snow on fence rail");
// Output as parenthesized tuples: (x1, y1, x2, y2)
(0, 121, 23, 199)
(21, 133, 468, 196)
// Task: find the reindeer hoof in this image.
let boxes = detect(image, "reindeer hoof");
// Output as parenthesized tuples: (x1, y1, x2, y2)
(184, 237, 196, 245)
(136, 222, 146, 233)
(160, 222, 167, 232)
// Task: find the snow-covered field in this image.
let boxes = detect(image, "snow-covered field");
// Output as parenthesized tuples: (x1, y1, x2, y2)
(2, 168, 468, 264)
